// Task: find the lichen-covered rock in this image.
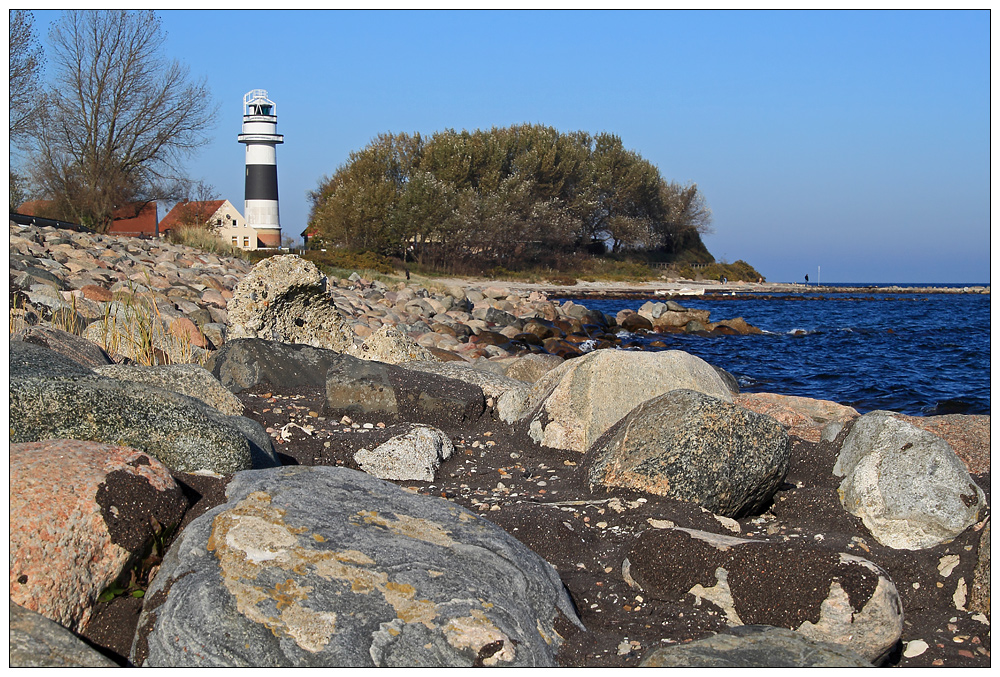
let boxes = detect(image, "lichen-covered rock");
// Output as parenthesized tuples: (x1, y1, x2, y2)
(95, 363, 244, 416)
(9, 601, 119, 667)
(347, 324, 436, 364)
(498, 349, 733, 453)
(10, 440, 187, 633)
(354, 424, 454, 482)
(227, 255, 354, 351)
(133, 466, 581, 667)
(834, 411, 986, 550)
(624, 527, 902, 663)
(588, 390, 789, 517)
(639, 625, 872, 667)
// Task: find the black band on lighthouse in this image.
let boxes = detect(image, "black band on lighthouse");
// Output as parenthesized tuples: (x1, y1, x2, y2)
(245, 164, 279, 201)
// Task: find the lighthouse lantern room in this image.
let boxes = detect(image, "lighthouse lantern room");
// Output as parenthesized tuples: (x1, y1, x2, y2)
(237, 89, 284, 248)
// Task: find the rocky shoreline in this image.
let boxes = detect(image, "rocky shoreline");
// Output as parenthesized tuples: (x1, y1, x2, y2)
(8, 222, 991, 668)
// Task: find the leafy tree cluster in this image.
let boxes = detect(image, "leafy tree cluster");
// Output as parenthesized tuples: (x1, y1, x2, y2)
(307, 125, 713, 273)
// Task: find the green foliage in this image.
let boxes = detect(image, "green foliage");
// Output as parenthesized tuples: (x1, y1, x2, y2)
(303, 249, 396, 276)
(307, 124, 715, 274)
(675, 259, 764, 283)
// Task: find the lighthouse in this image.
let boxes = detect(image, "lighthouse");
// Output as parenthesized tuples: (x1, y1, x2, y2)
(237, 89, 284, 248)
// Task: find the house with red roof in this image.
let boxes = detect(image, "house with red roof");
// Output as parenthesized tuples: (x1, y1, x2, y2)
(160, 199, 260, 250)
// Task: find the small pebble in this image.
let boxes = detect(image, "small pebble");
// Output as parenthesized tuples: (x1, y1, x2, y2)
(903, 640, 929, 657)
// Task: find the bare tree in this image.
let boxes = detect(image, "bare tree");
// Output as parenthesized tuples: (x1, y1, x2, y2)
(10, 10, 45, 148)
(29, 10, 217, 231)
(169, 180, 221, 230)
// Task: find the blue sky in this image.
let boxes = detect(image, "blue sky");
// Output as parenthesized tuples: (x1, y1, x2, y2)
(27, 9, 990, 283)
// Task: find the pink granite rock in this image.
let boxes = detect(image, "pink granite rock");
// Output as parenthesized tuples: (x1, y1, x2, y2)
(170, 317, 208, 348)
(736, 392, 859, 443)
(9, 440, 187, 633)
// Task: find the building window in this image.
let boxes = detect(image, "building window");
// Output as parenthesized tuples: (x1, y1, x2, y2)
(232, 236, 238, 245)
(243, 236, 250, 247)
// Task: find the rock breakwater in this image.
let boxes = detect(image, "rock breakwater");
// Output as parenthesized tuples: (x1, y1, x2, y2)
(7, 223, 991, 668)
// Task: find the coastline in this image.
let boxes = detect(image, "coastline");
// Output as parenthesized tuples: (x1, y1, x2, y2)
(445, 277, 991, 299)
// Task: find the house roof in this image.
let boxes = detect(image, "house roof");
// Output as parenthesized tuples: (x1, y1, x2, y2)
(159, 200, 229, 231)
(107, 201, 159, 235)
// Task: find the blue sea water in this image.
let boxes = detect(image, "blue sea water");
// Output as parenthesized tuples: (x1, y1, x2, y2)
(557, 287, 991, 416)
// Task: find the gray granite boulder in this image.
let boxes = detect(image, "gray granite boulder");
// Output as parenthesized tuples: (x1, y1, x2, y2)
(498, 349, 733, 453)
(588, 390, 789, 517)
(833, 411, 986, 550)
(133, 466, 581, 667)
(624, 526, 902, 664)
(10, 347, 279, 474)
(226, 255, 355, 351)
(11, 325, 115, 369)
(354, 424, 455, 482)
(639, 625, 872, 667)
(326, 354, 486, 424)
(205, 338, 344, 393)
(9, 601, 119, 667)
(95, 363, 244, 416)
(11, 339, 96, 380)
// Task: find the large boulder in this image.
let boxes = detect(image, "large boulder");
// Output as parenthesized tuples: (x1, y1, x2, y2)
(133, 466, 581, 667)
(623, 526, 903, 664)
(587, 390, 789, 517)
(11, 346, 280, 474)
(402, 360, 527, 400)
(9, 601, 119, 667)
(205, 338, 343, 393)
(326, 354, 486, 424)
(833, 411, 986, 550)
(11, 325, 115, 369)
(639, 625, 872, 667)
(226, 255, 354, 351)
(95, 363, 244, 416)
(497, 349, 733, 453)
(10, 440, 187, 633)
(498, 353, 565, 383)
(890, 413, 991, 475)
(354, 424, 455, 482)
(736, 393, 859, 443)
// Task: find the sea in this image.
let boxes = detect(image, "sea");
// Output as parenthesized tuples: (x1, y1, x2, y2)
(556, 284, 991, 417)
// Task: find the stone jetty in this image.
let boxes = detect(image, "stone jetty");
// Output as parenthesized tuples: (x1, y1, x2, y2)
(8, 221, 991, 668)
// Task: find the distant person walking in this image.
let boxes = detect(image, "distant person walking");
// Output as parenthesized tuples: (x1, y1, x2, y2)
(805, 274, 809, 284)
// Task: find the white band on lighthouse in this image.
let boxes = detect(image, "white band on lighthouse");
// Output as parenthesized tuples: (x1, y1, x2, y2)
(238, 89, 283, 248)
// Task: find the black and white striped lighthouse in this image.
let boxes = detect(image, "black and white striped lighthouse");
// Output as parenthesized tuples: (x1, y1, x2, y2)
(237, 89, 284, 248)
